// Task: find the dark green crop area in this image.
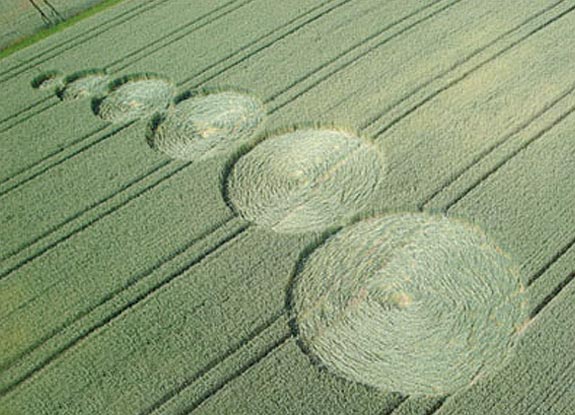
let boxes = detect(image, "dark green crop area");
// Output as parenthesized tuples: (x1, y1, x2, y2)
(1, 1, 574, 414)
(0, 0, 126, 60)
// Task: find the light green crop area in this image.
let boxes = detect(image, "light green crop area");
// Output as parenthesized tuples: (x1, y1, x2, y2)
(0, 0, 574, 414)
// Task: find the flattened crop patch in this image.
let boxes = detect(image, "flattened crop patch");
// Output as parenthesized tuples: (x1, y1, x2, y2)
(291, 213, 527, 395)
(227, 128, 384, 233)
(147, 90, 264, 161)
(58, 69, 109, 101)
(94, 74, 175, 123)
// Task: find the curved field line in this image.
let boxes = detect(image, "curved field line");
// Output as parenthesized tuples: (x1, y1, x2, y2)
(0, 219, 249, 397)
(0, 0, 167, 81)
(0, 0, 250, 128)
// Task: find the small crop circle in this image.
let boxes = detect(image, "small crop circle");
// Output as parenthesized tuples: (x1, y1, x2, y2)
(148, 91, 264, 161)
(291, 213, 527, 395)
(59, 70, 109, 101)
(31, 70, 63, 90)
(95, 75, 175, 123)
(227, 129, 384, 233)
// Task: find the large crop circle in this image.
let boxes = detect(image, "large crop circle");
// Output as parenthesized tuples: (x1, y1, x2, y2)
(96, 75, 174, 123)
(148, 91, 264, 161)
(291, 213, 527, 395)
(227, 129, 384, 233)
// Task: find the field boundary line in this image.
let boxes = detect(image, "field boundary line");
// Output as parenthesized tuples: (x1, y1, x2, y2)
(184, 332, 292, 414)
(0, 157, 194, 279)
(109, 0, 257, 73)
(0, 95, 54, 127)
(268, 0, 461, 113)
(0, 0, 168, 82)
(141, 311, 290, 415)
(420, 83, 575, 211)
(363, 0, 572, 138)
(0, 218, 249, 397)
(0, 0, 251, 128)
(443, 104, 575, 214)
(0, 123, 117, 196)
(173, 0, 363, 89)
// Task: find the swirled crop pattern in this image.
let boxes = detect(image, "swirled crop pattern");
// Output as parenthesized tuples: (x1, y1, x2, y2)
(96, 76, 174, 123)
(228, 129, 384, 233)
(59, 71, 109, 101)
(148, 91, 264, 161)
(292, 213, 527, 395)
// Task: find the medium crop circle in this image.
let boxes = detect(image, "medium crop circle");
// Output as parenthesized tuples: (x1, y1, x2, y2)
(95, 75, 175, 123)
(227, 129, 384, 233)
(291, 213, 527, 395)
(147, 91, 264, 161)
(59, 70, 109, 101)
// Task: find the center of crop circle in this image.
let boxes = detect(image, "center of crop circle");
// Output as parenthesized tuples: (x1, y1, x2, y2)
(227, 129, 384, 233)
(291, 213, 527, 395)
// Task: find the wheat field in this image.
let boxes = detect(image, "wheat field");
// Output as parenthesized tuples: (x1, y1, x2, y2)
(1, 1, 574, 414)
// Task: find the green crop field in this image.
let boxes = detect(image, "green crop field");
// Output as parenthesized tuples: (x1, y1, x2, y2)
(0, 0, 574, 414)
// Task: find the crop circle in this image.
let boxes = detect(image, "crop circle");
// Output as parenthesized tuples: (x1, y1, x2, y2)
(59, 70, 109, 101)
(291, 213, 527, 395)
(31, 70, 63, 90)
(227, 129, 384, 233)
(95, 75, 175, 123)
(148, 91, 264, 161)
